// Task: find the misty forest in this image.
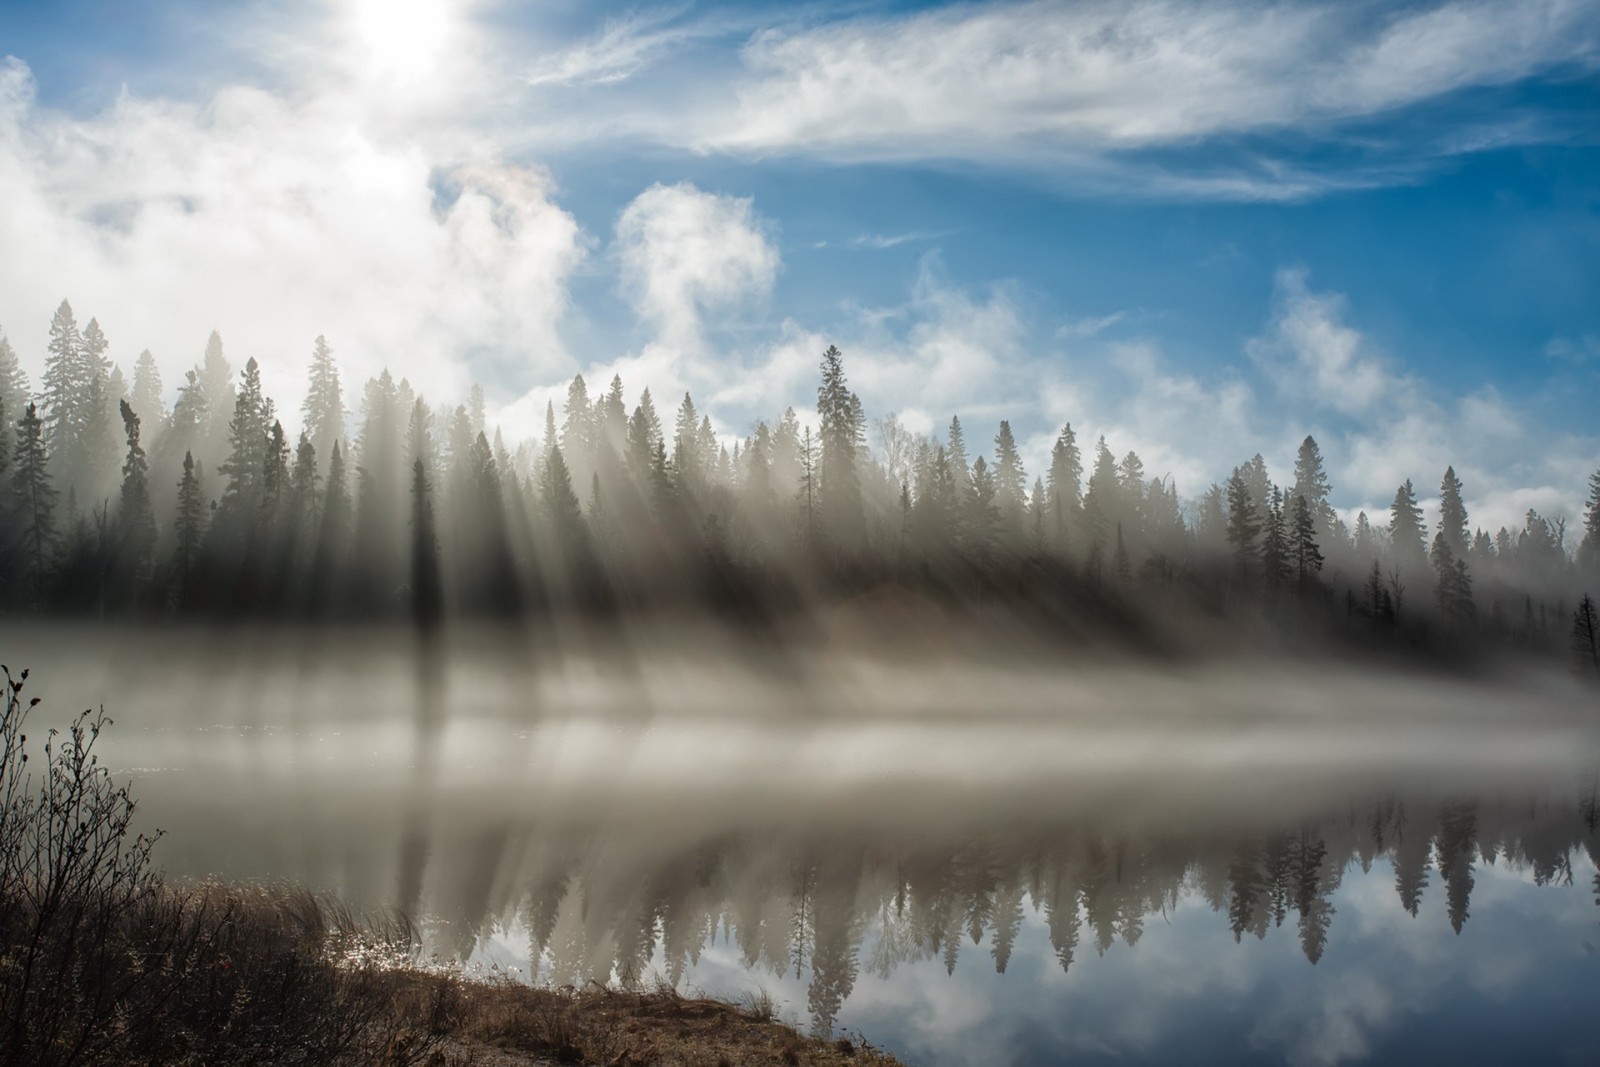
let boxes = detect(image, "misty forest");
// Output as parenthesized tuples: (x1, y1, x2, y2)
(1, 300, 1598, 668)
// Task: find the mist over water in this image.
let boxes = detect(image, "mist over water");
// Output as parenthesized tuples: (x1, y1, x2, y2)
(7, 620, 1598, 1063)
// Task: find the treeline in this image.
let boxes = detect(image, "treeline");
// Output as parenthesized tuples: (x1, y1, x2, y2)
(0, 300, 1598, 659)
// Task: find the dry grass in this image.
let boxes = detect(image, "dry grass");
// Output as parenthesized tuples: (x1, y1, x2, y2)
(423, 978, 904, 1067)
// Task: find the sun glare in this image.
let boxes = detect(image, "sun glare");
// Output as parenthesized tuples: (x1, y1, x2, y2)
(347, 0, 452, 83)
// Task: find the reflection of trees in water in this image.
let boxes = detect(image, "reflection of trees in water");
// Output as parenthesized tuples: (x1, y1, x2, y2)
(405, 794, 1600, 1036)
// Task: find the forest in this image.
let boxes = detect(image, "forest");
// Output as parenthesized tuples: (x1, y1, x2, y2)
(1, 299, 1598, 667)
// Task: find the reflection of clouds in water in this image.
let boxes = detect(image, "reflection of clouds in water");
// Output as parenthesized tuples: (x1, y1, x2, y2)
(6, 623, 1600, 1064)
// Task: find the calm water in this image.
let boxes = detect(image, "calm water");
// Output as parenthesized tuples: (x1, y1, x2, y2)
(9, 623, 1600, 1066)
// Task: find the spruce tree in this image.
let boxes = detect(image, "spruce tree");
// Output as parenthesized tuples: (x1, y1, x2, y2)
(1225, 467, 1260, 577)
(816, 345, 864, 548)
(131, 350, 164, 424)
(301, 335, 345, 462)
(1578, 468, 1600, 580)
(1291, 494, 1324, 587)
(966, 456, 999, 564)
(173, 450, 205, 598)
(0, 331, 30, 421)
(410, 457, 443, 629)
(215, 357, 274, 527)
(1290, 435, 1333, 531)
(1045, 423, 1082, 549)
(1261, 485, 1290, 590)
(992, 420, 1027, 536)
(11, 402, 58, 605)
(627, 389, 663, 480)
(1388, 479, 1426, 573)
(1083, 436, 1119, 553)
(117, 399, 156, 584)
(1438, 466, 1469, 560)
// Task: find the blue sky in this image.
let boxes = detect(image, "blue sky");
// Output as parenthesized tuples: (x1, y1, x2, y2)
(0, 0, 1597, 533)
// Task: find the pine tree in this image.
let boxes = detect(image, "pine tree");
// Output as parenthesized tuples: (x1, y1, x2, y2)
(260, 420, 290, 523)
(1083, 436, 1119, 553)
(42, 299, 87, 489)
(410, 457, 443, 629)
(1388, 479, 1426, 573)
(130, 349, 164, 424)
(816, 345, 863, 548)
(301, 335, 344, 462)
(1046, 423, 1082, 550)
(1291, 494, 1324, 588)
(215, 357, 274, 527)
(308, 441, 351, 613)
(673, 393, 703, 493)
(966, 456, 999, 564)
(1438, 466, 1469, 560)
(1225, 467, 1260, 577)
(1261, 485, 1290, 591)
(117, 399, 156, 583)
(627, 388, 663, 480)
(1290, 435, 1334, 533)
(290, 433, 319, 536)
(992, 420, 1027, 537)
(173, 450, 205, 596)
(0, 330, 28, 420)
(1578, 468, 1600, 580)
(1431, 532, 1475, 624)
(1573, 594, 1599, 674)
(946, 416, 972, 506)
(540, 442, 585, 553)
(11, 402, 58, 604)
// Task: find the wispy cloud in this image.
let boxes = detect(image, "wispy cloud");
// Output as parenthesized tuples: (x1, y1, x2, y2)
(524, 5, 701, 88)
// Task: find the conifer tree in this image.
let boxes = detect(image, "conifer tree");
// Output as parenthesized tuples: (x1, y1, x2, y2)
(1225, 467, 1260, 576)
(1261, 485, 1290, 590)
(992, 421, 1027, 536)
(816, 346, 864, 548)
(1083, 436, 1119, 553)
(1046, 423, 1082, 549)
(289, 432, 319, 536)
(131, 350, 164, 424)
(0, 330, 28, 419)
(966, 456, 999, 564)
(946, 416, 972, 507)
(173, 450, 205, 597)
(117, 399, 156, 583)
(42, 299, 87, 486)
(673, 393, 703, 493)
(410, 457, 443, 629)
(1578, 468, 1600, 580)
(1388, 479, 1426, 573)
(627, 389, 663, 480)
(1431, 532, 1474, 623)
(260, 420, 290, 523)
(1290, 435, 1334, 532)
(1291, 494, 1324, 587)
(301, 335, 344, 462)
(11, 402, 57, 605)
(215, 357, 274, 527)
(1438, 466, 1469, 560)
(1573, 594, 1599, 674)
(308, 441, 351, 612)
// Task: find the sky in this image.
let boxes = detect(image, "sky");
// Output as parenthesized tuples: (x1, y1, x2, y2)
(0, 0, 1597, 535)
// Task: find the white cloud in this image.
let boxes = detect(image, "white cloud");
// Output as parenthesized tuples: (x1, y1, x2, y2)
(524, 5, 700, 88)
(1248, 268, 1405, 417)
(686, 0, 1600, 166)
(614, 181, 780, 357)
(0, 56, 586, 426)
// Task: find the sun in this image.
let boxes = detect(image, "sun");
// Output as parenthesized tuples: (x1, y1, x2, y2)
(347, 0, 453, 84)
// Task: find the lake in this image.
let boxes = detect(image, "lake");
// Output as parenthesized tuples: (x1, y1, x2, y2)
(7, 622, 1599, 1066)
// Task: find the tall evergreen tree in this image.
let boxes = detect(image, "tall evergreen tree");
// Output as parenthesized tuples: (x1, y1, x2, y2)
(627, 388, 663, 480)
(1290, 435, 1334, 531)
(1438, 466, 1469, 560)
(1388, 479, 1427, 573)
(1261, 485, 1290, 590)
(130, 349, 164, 424)
(1083, 436, 1119, 552)
(0, 330, 28, 420)
(1225, 467, 1260, 577)
(966, 456, 999, 564)
(816, 345, 863, 548)
(410, 457, 443, 629)
(116, 399, 156, 585)
(992, 421, 1027, 536)
(42, 299, 88, 490)
(1291, 494, 1324, 588)
(308, 440, 351, 613)
(173, 450, 205, 599)
(1045, 423, 1082, 549)
(1577, 468, 1600, 580)
(214, 357, 274, 533)
(11, 402, 57, 605)
(301, 335, 345, 462)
